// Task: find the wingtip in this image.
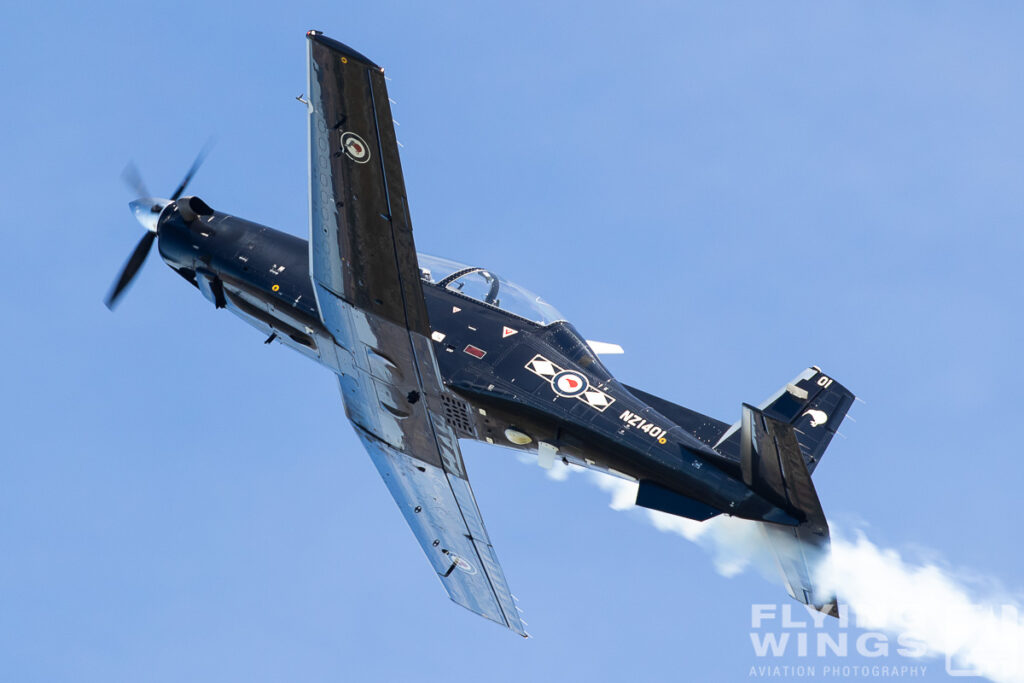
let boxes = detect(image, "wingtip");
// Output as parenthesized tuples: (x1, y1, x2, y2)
(305, 31, 381, 69)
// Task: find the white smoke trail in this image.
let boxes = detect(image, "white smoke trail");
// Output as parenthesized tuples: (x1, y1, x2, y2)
(546, 463, 1024, 682)
(587, 472, 776, 578)
(817, 532, 1024, 682)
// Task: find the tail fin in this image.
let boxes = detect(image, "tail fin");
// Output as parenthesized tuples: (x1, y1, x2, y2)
(716, 367, 855, 473)
(623, 368, 855, 616)
(740, 404, 839, 617)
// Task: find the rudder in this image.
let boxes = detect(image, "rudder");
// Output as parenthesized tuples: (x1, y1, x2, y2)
(717, 367, 854, 473)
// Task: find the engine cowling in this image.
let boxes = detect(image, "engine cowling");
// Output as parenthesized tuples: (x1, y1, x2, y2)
(175, 195, 214, 223)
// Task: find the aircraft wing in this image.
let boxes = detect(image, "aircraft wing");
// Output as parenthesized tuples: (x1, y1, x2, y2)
(304, 32, 526, 636)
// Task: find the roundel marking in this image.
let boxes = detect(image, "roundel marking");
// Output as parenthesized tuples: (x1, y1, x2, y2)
(454, 556, 477, 575)
(340, 131, 371, 164)
(551, 370, 589, 397)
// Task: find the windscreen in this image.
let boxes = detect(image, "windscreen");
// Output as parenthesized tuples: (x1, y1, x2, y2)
(417, 253, 564, 325)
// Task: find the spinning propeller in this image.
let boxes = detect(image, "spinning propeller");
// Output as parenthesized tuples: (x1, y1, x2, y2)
(105, 144, 212, 310)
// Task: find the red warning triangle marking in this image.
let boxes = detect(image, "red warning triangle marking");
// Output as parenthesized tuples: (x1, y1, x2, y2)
(452, 306, 461, 313)
(502, 326, 518, 338)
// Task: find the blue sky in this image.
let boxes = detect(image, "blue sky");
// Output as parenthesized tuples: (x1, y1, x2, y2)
(3, 2, 1024, 681)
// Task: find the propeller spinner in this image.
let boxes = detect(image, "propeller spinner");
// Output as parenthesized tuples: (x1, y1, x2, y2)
(105, 144, 212, 310)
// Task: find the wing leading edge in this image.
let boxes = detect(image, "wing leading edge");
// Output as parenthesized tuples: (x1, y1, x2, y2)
(304, 31, 526, 635)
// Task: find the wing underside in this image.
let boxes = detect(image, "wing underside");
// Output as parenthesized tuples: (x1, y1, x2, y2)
(305, 31, 525, 635)
(355, 427, 522, 627)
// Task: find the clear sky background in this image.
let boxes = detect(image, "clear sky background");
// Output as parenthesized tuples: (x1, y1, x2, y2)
(3, 2, 1023, 681)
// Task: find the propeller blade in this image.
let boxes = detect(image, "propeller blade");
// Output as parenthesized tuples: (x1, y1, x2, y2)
(170, 139, 215, 201)
(105, 231, 157, 310)
(121, 162, 151, 199)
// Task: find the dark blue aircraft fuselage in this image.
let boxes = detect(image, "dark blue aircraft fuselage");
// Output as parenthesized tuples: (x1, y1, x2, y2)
(154, 200, 797, 526)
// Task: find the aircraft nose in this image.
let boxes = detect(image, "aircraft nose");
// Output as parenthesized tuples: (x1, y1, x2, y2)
(128, 198, 170, 233)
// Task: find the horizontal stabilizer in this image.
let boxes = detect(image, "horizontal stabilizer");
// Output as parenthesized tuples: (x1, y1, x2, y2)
(635, 480, 721, 521)
(741, 404, 838, 616)
(761, 523, 838, 617)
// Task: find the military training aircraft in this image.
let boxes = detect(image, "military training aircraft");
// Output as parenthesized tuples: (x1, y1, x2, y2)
(106, 31, 856, 636)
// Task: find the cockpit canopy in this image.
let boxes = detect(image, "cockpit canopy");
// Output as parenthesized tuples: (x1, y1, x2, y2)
(417, 253, 564, 325)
